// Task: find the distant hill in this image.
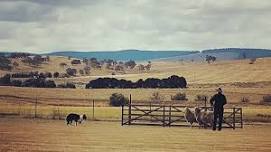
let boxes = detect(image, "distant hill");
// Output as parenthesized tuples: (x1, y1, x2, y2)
(2, 48, 271, 62)
(46, 50, 199, 61)
(159, 48, 271, 61)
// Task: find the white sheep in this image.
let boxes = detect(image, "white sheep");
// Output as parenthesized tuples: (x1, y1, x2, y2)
(194, 107, 213, 128)
(184, 107, 197, 127)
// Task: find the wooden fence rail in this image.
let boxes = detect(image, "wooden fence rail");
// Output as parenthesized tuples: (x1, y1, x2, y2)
(121, 98, 243, 129)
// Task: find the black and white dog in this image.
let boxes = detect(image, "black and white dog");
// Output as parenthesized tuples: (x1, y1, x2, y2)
(66, 113, 87, 126)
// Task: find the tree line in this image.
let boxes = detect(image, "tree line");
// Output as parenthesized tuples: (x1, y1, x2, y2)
(0, 74, 75, 88)
(85, 75, 187, 89)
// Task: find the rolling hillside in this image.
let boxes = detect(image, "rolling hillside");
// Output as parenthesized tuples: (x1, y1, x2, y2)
(1, 55, 271, 85)
(2, 48, 271, 62)
(158, 48, 271, 61)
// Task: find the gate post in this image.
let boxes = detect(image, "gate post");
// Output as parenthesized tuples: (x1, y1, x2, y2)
(128, 94, 132, 125)
(34, 96, 38, 118)
(240, 108, 243, 128)
(121, 104, 124, 126)
(233, 107, 236, 129)
(150, 102, 152, 122)
(168, 105, 172, 127)
(92, 99, 95, 120)
(204, 96, 207, 110)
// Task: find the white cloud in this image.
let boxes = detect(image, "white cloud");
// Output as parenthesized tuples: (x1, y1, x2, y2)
(0, 0, 271, 53)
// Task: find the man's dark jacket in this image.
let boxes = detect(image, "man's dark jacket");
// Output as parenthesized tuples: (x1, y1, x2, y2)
(210, 93, 227, 111)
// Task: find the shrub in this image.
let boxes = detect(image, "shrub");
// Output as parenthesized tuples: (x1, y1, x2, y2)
(71, 59, 81, 65)
(109, 93, 129, 107)
(44, 80, 56, 88)
(57, 83, 76, 89)
(53, 72, 59, 78)
(66, 83, 76, 88)
(12, 72, 31, 78)
(262, 95, 271, 103)
(0, 74, 11, 86)
(240, 97, 250, 103)
(0, 56, 12, 70)
(39, 72, 45, 78)
(59, 73, 70, 78)
(44, 72, 52, 78)
(10, 80, 22, 87)
(195, 94, 208, 101)
(171, 92, 187, 101)
(84, 66, 91, 75)
(115, 65, 124, 71)
(83, 58, 89, 64)
(21, 55, 43, 66)
(124, 60, 136, 69)
(21, 78, 56, 88)
(66, 68, 77, 76)
(79, 69, 84, 75)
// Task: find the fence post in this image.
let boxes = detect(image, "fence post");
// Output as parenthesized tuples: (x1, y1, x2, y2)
(57, 103, 60, 120)
(168, 105, 172, 127)
(34, 96, 38, 118)
(92, 99, 95, 120)
(150, 102, 152, 122)
(233, 107, 236, 130)
(121, 104, 124, 126)
(163, 105, 165, 127)
(240, 108, 243, 128)
(128, 94, 132, 125)
(18, 101, 21, 115)
(204, 96, 207, 110)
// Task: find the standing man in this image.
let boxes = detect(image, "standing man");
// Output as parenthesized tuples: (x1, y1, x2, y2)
(210, 88, 227, 131)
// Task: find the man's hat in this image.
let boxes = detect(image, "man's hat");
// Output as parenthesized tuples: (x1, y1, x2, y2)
(216, 88, 222, 93)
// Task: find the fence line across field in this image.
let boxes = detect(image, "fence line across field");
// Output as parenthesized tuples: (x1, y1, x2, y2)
(0, 96, 97, 120)
(0, 94, 243, 128)
(121, 95, 243, 129)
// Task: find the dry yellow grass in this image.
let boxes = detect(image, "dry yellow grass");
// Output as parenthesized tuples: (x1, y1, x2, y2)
(0, 57, 271, 122)
(0, 86, 269, 104)
(1, 100, 271, 122)
(0, 86, 271, 122)
(1, 56, 271, 151)
(0, 56, 136, 77)
(150, 58, 271, 84)
(0, 118, 271, 152)
(2, 56, 271, 85)
(64, 57, 271, 84)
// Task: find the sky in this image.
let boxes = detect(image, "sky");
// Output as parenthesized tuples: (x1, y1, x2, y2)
(0, 0, 271, 53)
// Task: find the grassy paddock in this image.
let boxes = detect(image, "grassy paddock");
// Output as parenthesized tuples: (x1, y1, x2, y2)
(0, 86, 270, 104)
(0, 101, 271, 122)
(0, 86, 271, 122)
(0, 102, 121, 120)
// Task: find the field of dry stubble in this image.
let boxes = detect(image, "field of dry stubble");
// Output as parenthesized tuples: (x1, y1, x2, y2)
(0, 118, 271, 152)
